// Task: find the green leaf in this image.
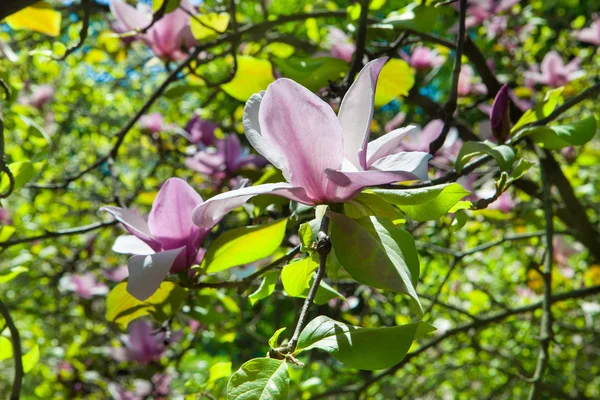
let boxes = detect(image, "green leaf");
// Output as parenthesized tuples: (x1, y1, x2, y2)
(451, 209, 468, 232)
(221, 56, 275, 102)
(268, 327, 287, 348)
(209, 361, 232, 383)
(374, 58, 414, 106)
(512, 87, 564, 132)
(202, 218, 287, 273)
(328, 212, 422, 316)
(524, 116, 597, 150)
(0, 337, 13, 361)
(106, 281, 188, 329)
(152, 0, 181, 13)
(298, 219, 319, 252)
(272, 57, 348, 92)
(0, 266, 29, 284)
(369, 183, 470, 221)
(344, 192, 403, 220)
(227, 358, 289, 400)
(0, 225, 16, 242)
(510, 158, 534, 181)
(311, 280, 344, 305)
(248, 270, 279, 306)
(0, 161, 35, 193)
(296, 316, 435, 370)
(455, 141, 516, 174)
(22, 344, 40, 373)
(6, 2, 62, 37)
(190, 12, 230, 41)
(380, 4, 450, 33)
(20, 115, 52, 162)
(281, 254, 318, 297)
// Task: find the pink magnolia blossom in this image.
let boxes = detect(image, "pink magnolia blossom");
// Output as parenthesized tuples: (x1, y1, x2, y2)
(395, 119, 461, 161)
(110, 0, 198, 61)
(327, 27, 355, 62)
(0, 208, 11, 225)
(102, 265, 129, 282)
(191, 58, 431, 228)
(185, 114, 218, 146)
(23, 85, 55, 109)
(403, 47, 445, 70)
(109, 374, 171, 400)
(112, 320, 167, 364)
(458, 65, 487, 97)
(60, 273, 108, 299)
(102, 178, 216, 300)
(185, 134, 266, 179)
(487, 191, 515, 213)
(384, 111, 406, 133)
(573, 18, 600, 46)
(525, 51, 584, 87)
(139, 113, 166, 134)
(463, 0, 519, 29)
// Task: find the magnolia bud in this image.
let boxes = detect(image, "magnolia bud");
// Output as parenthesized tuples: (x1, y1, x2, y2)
(490, 84, 511, 143)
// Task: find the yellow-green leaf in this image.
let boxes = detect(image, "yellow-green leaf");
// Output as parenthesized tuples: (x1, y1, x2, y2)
(281, 254, 319, 297)
(222, 56, 275, 101)
(6, 2, 61, 37)
(106, 281, 188, 329)
(202, 218, 288, 273)
(190, 13, 230, 41)
(374, 58, 414, 107)
(0, 337, 13, 361)
(22, 344, 40, 373)
(0, 161, 35, 193)
(208, 361, 232, 383)
(0, 266, 29, 284)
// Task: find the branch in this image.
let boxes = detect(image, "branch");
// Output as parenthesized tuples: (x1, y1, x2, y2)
(340, 0, 369, 96)
(527, 145, 555, 399)
(0, 299, 23, 400)
(54, 0, 91, 60)
(429, 0, 466, 155)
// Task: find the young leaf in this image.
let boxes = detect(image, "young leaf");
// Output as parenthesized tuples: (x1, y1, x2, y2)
(380, 4, 450, 34)
(369, 183, 470, 221)
(0, 266, 28, 284)
(268, 327, 287, 348)
(209, 361, 232, 383)
(106, 281, 188, 329)
(227, 358, 289, 400)
(0, 161, 35, 193)
(524, 116, 597, 150)
(202, 218, 287, 273)
(0, 337, 13, 361)
(248, 270, 279, 306)
(281, 254, 318, 297)
(296, 316, 435, 370)
(455, 141, 516, 174)
(374, 58, 415, 106)
(22, 344, 40, 373)
(190, 13, 230, 41)
(222, 56, 275, 102)
(512, 87, 564, 132)
(328, 212, 423, 316)
(5, 2, 61, 37)
(152, 0, 181, 13)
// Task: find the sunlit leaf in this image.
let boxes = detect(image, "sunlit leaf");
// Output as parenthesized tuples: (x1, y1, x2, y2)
(209, 361, 232, 383)
(0, 337, 13, 361)
(0, 266, 29, 284)
(222, 56, 275, 101)
(512, 87, 564, 132)
(152, 0, 181, 13)
(228, 358, 289, 400)
(374, 58, 414, 106)
(524, 116, 597, 150)
(202, 218, 287, 273)
(6, 2, 62, 37)
(268, 327, 286, 348)
(281, 254, 318, 297)
(272, 57, 348, 91)
(190, 13, 230, 41)
(0, 161, 35, 193)
(296, 316, 435, 370)
(248, 270, 279, 305)
(455, 141, 516, 174)
(22, 344, 40, 373)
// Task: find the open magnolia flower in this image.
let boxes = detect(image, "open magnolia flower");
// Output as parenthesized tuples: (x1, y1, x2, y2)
(525, 51, 584, 87)
(102, 178, 212, 300)
(110, 0, 197, 61)
(192, 58, 431, 228)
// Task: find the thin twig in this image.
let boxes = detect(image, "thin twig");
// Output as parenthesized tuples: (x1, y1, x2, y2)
(54, 0, 91, 60)
(429, 0, 466, 155)
(0, 299, 23, 400)
(340, 0, 369, 97)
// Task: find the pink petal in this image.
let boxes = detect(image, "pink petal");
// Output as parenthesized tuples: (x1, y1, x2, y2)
(110, 0, 151, 31)
(224, 135, 243, 172)
(148, 178, 203, 251)
(368, 151, 431, 180)
(191, 183, 313, 228)
(338, 58, 388, 169)
(259, 79, 344, 200)
(112, 235, 155, 255)
(101, 206, 154, 242)
(366, 125, 416, 166)
(243, 93, 291, 181)
(127, 247, 185, 301)
(540, 51, 565, 77)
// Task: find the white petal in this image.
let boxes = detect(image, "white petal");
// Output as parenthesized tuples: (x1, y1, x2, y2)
(112, 235, 155, 255)
(126, 247, 185, 301)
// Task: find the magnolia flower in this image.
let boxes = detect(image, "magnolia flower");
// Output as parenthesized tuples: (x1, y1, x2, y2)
(490, 84, 511, 142)
(110, 0, 197, 61)
(185, 114, 217, 146)
(191, 58, 431, 228)
(326, 27, 355, 62)
(59, 273, 108, 299)
(23, 84, 55, 109)
(102, 265, 129, 282)
(458, 65, 487, 97)
(573, 18, 600, 46)
(395, 119, 461, 161)
(0, 208, 11, 225)
(185, 134, 266, 180)
(487, 191, 515, 213)
(139, 113, 167, 134)
(403, 47, 445, 70)
(525, 51, 584, 87)
(109, 374, 171, 400)
(102, 178, 212, 300)
(112, 320, 167, 364)
(463, 0, 519, 28)
(384, 111, 406, 133)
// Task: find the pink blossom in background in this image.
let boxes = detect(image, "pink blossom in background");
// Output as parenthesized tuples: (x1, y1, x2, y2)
(486, 15, 508, 39)
(110, 0, 198, 61)
(185, 114, 218, 146)
(0, 208, 11, 225)
(326, 27, 355, 62)
(112, 320, 167, 364)
(487, 191, 515, 213)
(395, 119, 461, 162)
(458, 65, 487, 97)
(403, 47, 445, 70)
(525, 51, 584, 87)
(191, 58, 432, 228)
(23, 84, 55, 109)
(573, 18, 600, 46)
(102, 265, 129, 282)
(60, 273, 108, 299)
(185, 134, 267, 180)
(139, 113, 166, 134)
(384, 111, 406, 133)
(102, 178, 220, 300)
(463, 0, 519, 29)
(109, 374, 172, 400)
(561, 146, 577, 164)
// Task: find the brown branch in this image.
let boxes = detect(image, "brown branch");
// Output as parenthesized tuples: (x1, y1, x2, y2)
(340, 0, 369, 96)
(54, 0, 91, 60)
(0, 299, 23, 400)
